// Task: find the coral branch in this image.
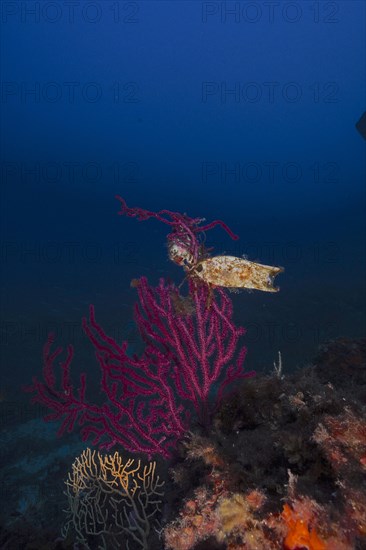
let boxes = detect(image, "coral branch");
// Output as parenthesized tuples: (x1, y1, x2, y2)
(115, 195, 238, 264)
(25, 277, 253, 458)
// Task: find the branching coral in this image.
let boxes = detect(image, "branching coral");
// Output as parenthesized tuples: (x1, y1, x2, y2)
(62, 448, 164, 549)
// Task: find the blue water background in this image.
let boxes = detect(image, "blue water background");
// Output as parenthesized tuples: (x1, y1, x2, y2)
(1, 0, 365, 408)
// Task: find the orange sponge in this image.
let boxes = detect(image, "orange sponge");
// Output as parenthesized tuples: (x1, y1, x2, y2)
(282, 503, 326, 550)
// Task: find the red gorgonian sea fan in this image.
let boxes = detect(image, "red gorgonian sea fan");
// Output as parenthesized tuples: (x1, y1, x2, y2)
(25, 198, 253, 458)
(25, 277, 253, 459)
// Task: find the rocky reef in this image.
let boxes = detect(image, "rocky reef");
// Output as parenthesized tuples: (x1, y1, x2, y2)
(163, 337, 366, 550)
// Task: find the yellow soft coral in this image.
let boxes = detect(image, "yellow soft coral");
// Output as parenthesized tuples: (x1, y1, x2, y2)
(217, 494, 251, 539)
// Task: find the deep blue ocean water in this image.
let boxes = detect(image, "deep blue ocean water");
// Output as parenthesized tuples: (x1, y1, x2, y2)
(2, 1, 365, 399)
(0, 1, 365, 544)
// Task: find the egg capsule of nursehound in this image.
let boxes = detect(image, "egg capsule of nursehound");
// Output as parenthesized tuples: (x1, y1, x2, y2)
(193, 255, 284, 292)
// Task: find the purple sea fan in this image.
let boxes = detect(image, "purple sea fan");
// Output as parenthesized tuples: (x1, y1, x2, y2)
(134, 278, 253, 426)
(26, 277, 254, 459)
